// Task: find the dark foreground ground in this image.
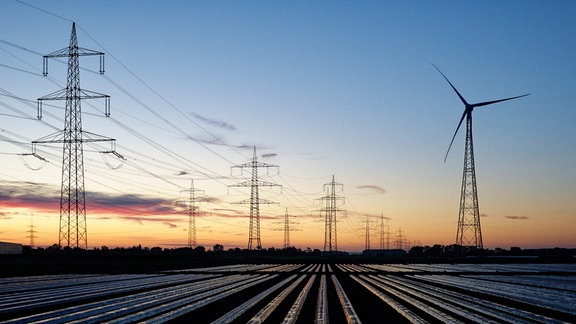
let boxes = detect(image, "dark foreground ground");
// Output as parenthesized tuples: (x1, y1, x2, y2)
(0, 262, 574, 323)
(1, 252, 574, 277)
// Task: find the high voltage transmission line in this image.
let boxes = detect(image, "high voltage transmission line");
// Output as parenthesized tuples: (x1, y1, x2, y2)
(229, 147, 281, 250)
(33, 23, 121, 249)
(180, 179, 204, 249)
(316, 175, 345, 253)
(0, 7, 376, 250)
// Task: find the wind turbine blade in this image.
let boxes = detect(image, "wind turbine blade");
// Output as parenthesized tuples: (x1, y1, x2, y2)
(432, 64, 470, 107)
(472, 93, 530, 108)
(444, 110, 467, 163)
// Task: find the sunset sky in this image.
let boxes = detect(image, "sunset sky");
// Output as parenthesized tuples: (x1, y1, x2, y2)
(1, 1, 575, 251)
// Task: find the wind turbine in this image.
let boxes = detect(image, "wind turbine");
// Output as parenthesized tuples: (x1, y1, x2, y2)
(434, 64, 529, 251)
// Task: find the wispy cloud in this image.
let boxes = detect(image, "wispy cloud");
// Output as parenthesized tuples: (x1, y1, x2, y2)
(109, 215, 183, 228)
(190, 112, 237, 131)
(505, 215, 530, 220)
(209, 210, 278, 220)
(198, 196, 221, 204)
(262, 153, 278, 159)
(357, 185, 386, 194)
(0, 181, 179, 217)
(187, 135, 256, 151)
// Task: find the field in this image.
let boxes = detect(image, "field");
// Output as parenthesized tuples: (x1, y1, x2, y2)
(0, 263, 575, 323)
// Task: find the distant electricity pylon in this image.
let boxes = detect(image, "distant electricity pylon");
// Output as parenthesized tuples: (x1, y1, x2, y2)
(378, 214, 390, 250)
(281, 208, 301, 249)
(317, 175, 345, 253)
(364, 215, 371, 251)
(434, 64, 528, 251)
(34, 23, 120, 249)
(26, 220, 38, 248)
(181, 179, 204, 249)
(283, 208, 290, 249)
(395, 228, 407, 251)
(229, 147, 281, 250)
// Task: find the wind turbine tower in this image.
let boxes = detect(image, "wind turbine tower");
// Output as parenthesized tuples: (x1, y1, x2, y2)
(35, 23, 119, 249)
(434, 65, 528, 250)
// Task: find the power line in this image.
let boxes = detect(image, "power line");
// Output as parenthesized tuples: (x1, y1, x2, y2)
(228, 147, 281, 250)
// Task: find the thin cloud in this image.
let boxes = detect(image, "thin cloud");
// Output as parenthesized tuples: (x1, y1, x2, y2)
(0, 181, 179, 216)
(262, 153, 278, 159)
(188, 135, 256, 150)
(190, 112, 236, 131)
(198, 196, 221, 204)
(505, 215, 530, 220)
(112, 215, 184, 227)
(209, 210, 278, 220)
(357, 185, 386, 194)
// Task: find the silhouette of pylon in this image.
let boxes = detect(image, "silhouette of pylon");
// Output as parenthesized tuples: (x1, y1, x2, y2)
(229, 147, 281, 250)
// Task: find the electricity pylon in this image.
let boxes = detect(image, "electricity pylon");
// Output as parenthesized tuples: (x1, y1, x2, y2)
(284, 208, 297, 249)
(378, 214, 390, 250)
(34, 22, 119, 249)
(181, 179, 204, 248)
(317, 175, 345, 253)
(26, 220, 38, 248)
(364, 215, 371, 251)
(395, 228, 406, 251)
(229, 147, 281, 250)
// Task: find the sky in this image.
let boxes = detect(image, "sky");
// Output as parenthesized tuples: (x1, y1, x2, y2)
(0, 0, 575, 251)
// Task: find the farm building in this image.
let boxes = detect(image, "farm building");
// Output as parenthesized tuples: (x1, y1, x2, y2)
(0, 241, 23, 255)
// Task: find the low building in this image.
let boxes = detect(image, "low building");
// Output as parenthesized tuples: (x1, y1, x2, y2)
(0, 241, 23, 255)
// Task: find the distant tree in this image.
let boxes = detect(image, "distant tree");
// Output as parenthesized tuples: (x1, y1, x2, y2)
(409, 246, 424, 256)
(213, 244, 224, 252)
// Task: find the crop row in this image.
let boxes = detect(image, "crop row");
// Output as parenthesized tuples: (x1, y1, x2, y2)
(0, 263, 574, 323)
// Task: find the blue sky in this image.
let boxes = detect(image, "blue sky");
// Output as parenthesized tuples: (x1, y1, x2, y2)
(0, 1, 575, 250)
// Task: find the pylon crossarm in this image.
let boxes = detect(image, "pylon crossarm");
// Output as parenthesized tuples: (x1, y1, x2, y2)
(38, 88, 68, 101)
(81, 130, 115, 143)
(229, 180, 281, 188)
(232, 198, 278, 205)
(37, 89, 110, 118)
(43, 49, 104, 76)
(32, 130, 65, 144)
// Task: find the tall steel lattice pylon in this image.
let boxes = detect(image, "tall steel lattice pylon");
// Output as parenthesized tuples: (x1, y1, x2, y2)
(229, 147, 280, 250)
(27, 220, 38, 248)
(318, 175, 345, 253)
(378, 214, 390, 250)
(456, 113, 483, 249)
(364, 215, 370, 251)
(434, 64, 528, 251)
(181, 179, 204, 248)
(283, 208, 290, 249)
(34, 22, 119, 249)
